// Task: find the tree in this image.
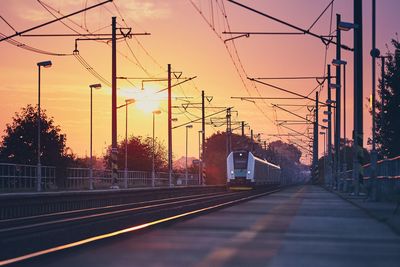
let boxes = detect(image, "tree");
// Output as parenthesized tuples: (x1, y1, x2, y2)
(104, 135, 168, 172)
(375, 38, 400, 158)
(0, 105, 68, 166)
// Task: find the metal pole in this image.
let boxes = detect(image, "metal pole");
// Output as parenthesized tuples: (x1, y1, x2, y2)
(251, 129, 254, 152)
(89, 85, 93, 190)
(353, 0, 363, 195)
(226, 108, 232, 157)
(335, 14, 342, 190)
(342, 63, 348, 191)
(111, 16, 118, 189)
(124, 102, 128, 189)
(327, 65, 333, 188)
(201, 90, 205, 185)
(168, 64, 172, 187)
(37, 65, 42, 192)
(198, 130, 201, 185)
(185, 126, 189, 186)
(313, 92, 319, 183)
(152, 112, 155, 187)
(241, 121, 245, 137)
(370, 0, 380, 200)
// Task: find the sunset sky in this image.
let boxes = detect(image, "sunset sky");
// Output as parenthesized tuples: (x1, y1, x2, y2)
(1, 0, 399, 164)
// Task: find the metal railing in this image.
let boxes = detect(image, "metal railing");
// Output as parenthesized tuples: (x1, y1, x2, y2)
(0, 163, 56, 192)
(0, 162, 200, 192)
(338, 156, 400, 200)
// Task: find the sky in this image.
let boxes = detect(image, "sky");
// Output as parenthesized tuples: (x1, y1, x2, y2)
(0, 0, 399, 164)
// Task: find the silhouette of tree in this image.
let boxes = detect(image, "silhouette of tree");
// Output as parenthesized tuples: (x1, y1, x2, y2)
(375, 38, 400, 158)
(104, 135, 168, 172)
(0, 105, 68, 166)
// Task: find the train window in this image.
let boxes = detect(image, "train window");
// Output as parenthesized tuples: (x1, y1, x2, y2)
(233, 152, 248, 169)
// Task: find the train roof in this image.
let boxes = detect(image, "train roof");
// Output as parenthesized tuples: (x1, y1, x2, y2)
(229, 150, 281, 169)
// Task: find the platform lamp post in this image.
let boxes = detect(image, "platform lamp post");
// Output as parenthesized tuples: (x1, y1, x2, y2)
(185, 125, 193, 186)
(198, 130, 203, 185)
(89, 83, 102, 190)
(332, 59, 347, 191)
(337, 17, 359, 194)
(36, 60, 52, 192)
(152, 110, 161, 187)
(320, 131, 326, 186)
(115, 98, 135, 189)
(323, 116, 331, 187)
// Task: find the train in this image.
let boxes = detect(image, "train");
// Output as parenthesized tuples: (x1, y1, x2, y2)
(226, 151, 281, 189)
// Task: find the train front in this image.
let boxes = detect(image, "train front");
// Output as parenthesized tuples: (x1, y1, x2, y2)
(226, 151, 253, 189)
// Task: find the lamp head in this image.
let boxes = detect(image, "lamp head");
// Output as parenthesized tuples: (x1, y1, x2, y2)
(125, 98, 135, 104)
(332, 59, 347, 66)
(338, 21, 357, 31)
(329, 83, 341, 89)
(37, 60, 52, 68)
(89, 83, 102, 89)
(153, 110, 161, 115)
(186, 125, 193, 129)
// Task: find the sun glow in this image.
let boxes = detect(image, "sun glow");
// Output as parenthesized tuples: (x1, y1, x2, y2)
(132, 88, 164, 114)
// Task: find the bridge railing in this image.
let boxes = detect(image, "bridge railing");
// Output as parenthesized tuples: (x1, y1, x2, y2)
(0, 163, 200, 192)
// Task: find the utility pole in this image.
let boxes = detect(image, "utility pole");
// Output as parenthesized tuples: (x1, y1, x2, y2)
(226, 108, 232, 158)
(335, 14, 342, 190)
(110, 16, 118, 189)
(168, 64, 172, 187)
(312, 92, 319, 183)
(201, 90, 205, 185)
(250, 129, 254, 152)
(370, 0, 378, 200)
(241, 121, 245, 137)
(353, 0, 363, 195)
(327, 65, 333, 188)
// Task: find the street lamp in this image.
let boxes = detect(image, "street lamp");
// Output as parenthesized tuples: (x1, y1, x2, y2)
(36, 60, 52, 192)
(320, 131, 327, 186)
(185, 125, 193, 185)
(117, 98, 135, 188)
(152, 110, 161, 187)
(198, 130, 203, 185)
(89, 83, 101, 190)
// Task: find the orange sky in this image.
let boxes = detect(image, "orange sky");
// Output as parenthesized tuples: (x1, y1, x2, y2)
(1, 0, 399, 164)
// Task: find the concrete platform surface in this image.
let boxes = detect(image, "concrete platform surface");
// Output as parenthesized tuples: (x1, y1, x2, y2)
(19, 185, 400, 267)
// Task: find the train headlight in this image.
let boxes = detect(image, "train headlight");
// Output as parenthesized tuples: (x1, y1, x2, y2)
(247, 170, 251, 174)
(230, 170, 234, 174)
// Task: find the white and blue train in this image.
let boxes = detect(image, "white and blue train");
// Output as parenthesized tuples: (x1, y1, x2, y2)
(226, 151, 281, 189)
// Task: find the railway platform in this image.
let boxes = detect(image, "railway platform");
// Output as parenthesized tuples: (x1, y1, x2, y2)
(10, 185, 400, 267)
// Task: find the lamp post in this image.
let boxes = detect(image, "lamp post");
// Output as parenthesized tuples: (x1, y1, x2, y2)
(198, 130, 203, 185)
(185, 125, 193, 185)
(152, 110, 161, 187)
(36, 60, 52, 192)
(89, 83, 102, 190)
(116, 98, 135, 189)
(320, 131, 326, 186)
(332, 58, 347, 190)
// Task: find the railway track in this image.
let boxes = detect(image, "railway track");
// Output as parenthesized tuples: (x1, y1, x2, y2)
(0, 186, 280, 265)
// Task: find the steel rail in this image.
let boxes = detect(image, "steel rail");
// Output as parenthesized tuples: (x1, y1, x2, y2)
(0, 188, 280, 266)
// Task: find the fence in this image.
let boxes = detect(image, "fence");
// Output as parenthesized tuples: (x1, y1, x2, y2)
(339, 156, 400, 201)
(0, 163, 56, 191)
(0, 163, 200, 192)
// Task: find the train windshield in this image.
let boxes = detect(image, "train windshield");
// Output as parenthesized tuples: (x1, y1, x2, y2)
(233, 151, 248, 169)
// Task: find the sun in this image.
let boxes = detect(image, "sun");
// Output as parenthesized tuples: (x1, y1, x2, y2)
(133, 88, 164, 113)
